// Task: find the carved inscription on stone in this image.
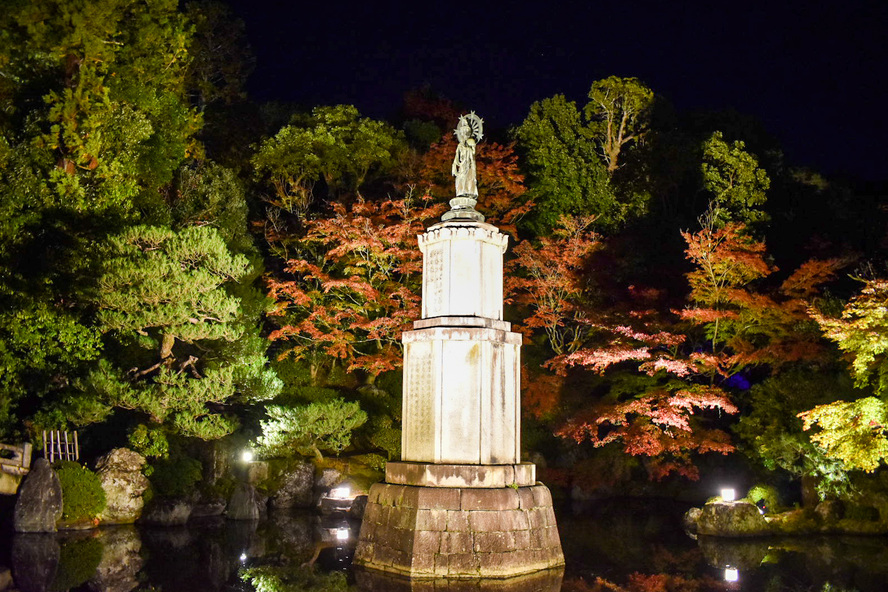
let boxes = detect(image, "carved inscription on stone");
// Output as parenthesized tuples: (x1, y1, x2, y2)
(425, 247, 445, 316)
(404, 342, 435, 461)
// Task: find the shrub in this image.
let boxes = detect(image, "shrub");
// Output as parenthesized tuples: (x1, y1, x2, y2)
(149, 454, 203, 498)
(746, 484, 781, 513)
(257, 400, 367, 459)
(55, 461, 106, 522)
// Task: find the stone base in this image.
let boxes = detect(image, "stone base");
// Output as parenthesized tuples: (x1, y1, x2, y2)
(386, 462, 535, 489)
(354, 482, 564, 579)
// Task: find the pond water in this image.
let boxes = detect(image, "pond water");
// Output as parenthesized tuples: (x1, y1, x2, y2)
(2, 499, 887, 591)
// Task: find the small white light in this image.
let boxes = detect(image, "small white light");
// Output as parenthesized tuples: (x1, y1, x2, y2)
(335, 527, 349, 541)
(241, 450, 253, 462)
(330, 486, 351, 499)
(724, 567, 739, 582)
(239, 552, 248, 562)
(721, 488, 736, 502)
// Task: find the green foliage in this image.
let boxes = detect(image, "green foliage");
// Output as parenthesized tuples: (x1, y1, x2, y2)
(745, 484, 781, 512)
(240, 565, 350, 592)
(585, 76, 655, 173)
(800, 397, 888, 473)
(128, 424, 170, 458)
(701, 131, 770, 227)
(815, 277, 888, 396)
(55, 461, 106, 521)
(257, 400, 368, 460)
(51, 537, 103, 592)
(512, 94, 617, 234)
(734, 370, 859, 497)
(252, 105, 406, 213)
(149, 453, 203, 498)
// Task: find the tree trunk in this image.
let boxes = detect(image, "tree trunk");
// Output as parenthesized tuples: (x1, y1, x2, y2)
(160, 333, 175, 361)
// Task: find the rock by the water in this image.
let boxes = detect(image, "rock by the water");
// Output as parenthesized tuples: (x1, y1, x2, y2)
(313, 467, 342, 506)
(95, 448, 149, 524)
(270, 461, 314, 509)
(140, 498, 193, 526)
(226, 482, 263, 520)
(815, 500, 845, 523)
(683, 507, 702, 533)
(190, 499, 227, 519)
(697, 501, 770, 537)
(11, 533, 60, 592)
(13, 458, 62, 533)
(89, 526, 143, 592)
(349, 494, 368, 519)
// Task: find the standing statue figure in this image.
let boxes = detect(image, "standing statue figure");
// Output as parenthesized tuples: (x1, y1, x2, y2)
(452, 112, 484, 197)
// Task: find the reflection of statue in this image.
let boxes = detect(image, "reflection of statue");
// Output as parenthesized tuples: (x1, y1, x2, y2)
(452, 113, 483, 197)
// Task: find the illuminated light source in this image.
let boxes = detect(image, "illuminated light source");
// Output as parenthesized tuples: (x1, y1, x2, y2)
(724, 567, 739, 582)
(239, 552, 247, 562)
(330, 486, 351, 499)
(720, 488, 736, 502)
(336, 527, 349, 541)
(241, 450, 253, 462)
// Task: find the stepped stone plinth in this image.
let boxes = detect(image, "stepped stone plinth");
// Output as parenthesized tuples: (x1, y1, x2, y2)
(355, 114, 563, 579)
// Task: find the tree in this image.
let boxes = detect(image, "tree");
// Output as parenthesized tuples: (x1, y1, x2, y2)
(512, 95, 617, 234)
(0, 0, 204, 437)
(252, 105, 406, 214)
(701, 131, 770, 228)
(70, 225, 271, 439)
(266, 197, 445, 379)
(586, 76, 655, 175)
(256, 400, 367, 460)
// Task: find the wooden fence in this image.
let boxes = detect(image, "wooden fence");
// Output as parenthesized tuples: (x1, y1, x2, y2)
(42, 430, 79, 463)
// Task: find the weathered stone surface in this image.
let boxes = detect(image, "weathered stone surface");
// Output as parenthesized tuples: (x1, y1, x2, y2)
(14, 458, 62, 532)
(385, 462, 535, 488)
(246, 461, 269, 485)
(683, 507, 702, 533)
(226, 482, 263, 520)
(269, 460, 314, 509)
(89, 526, 143, 592)
(190, 499, 227, 519)
(95, 448, 150, 524)
(349, 494, 369, 519)
(141, 498, 193, 526)
(11, 533, 59, 591)
(696, 501, 771, 537)
(815, 499, 845, 523)
(355, 482, 564, 578)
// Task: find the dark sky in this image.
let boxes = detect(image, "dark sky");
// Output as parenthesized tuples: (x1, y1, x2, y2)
(225, 1, 887, 182)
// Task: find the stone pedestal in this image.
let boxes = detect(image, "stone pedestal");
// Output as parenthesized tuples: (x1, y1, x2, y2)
(354, 463, 563, 578)
(355, 213, 563, 578)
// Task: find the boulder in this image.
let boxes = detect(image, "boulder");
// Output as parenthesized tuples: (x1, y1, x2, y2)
(270, 461, 314, 509)
(313, 467, 342, 506)
(190, 499, 227, 519)
(13, 458, 63, 532)
(683, 507, 702, 533)
(226, 482, 264, 520)
(140, 498, 193, 526)
(95, 448, 150, 525)
(696, 501, 771, 537)
(815, 499, 845, 524)
(349, 494, 368, 520)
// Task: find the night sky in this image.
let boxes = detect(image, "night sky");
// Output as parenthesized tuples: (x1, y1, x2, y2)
(224, 1, 887, 182)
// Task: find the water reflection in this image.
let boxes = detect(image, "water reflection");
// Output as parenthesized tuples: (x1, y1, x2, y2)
(2, 503, 888, 591)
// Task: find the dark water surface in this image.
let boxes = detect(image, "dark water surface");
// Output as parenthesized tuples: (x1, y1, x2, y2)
(2, 500, 888, 591)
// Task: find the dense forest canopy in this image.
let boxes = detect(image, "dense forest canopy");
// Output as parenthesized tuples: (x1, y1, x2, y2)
(2, 0, 888, 504)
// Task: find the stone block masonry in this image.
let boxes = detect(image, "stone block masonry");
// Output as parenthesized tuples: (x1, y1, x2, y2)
(354, 482, 563, 579)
